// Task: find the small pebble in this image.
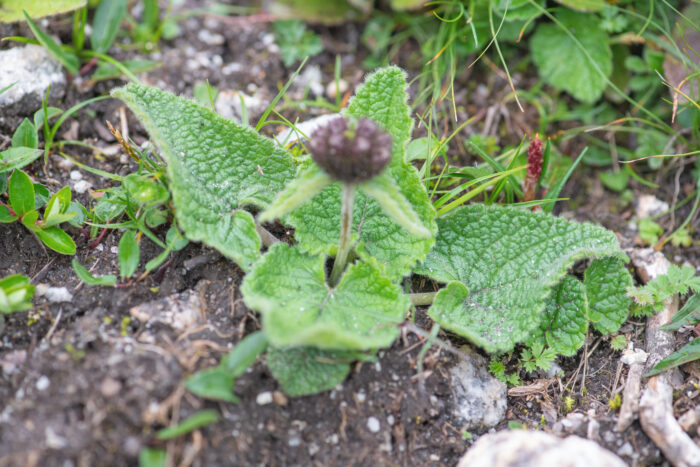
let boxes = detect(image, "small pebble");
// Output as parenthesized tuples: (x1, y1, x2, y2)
(256, 391, 273, 405)
(69, 170, 83, 180)
(326, 79, 348, 99)
(100, 377, 122, 397)
(367, 416, 380, 433)
(36, 375, 50, 391)
(273, 391, 288, 406)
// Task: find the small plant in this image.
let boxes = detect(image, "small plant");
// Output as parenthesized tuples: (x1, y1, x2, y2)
(627, 265, 700, 317)
(0, 274, 34, 314)
(113, 66, 634, 398)
(272, 19, 323, 67)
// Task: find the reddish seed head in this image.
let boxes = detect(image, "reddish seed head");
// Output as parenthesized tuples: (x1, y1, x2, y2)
(308, 116, 392, 183)
(527, 134, 544, 181)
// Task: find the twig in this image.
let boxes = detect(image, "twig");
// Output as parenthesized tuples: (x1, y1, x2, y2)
(616, 348, 648, 432)
(629, 248, 700, 466)
(255, 224, 280, 248)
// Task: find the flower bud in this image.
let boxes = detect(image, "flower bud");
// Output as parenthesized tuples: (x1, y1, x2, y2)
(308, 116, 392, 183)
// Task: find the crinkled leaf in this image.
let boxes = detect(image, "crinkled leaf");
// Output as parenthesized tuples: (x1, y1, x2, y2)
(286, 67, 436, 281)
(241, 243, 409, 351)
(266, 346, 351, 396)
(584, 257, 632, 334)
(0, 0, 86, 23)
(416, 204, 626, 353)
(646, 338, 700, 377)
(112, 84, 296, 271)
(527, 275, 588, 357)
(530, 10, 612, 103)
(259, 164, 332, 223)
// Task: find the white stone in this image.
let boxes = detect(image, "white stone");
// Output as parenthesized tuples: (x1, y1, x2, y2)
(367, 416, 380, 433)
(450, 354, 507, 429)
(458, 430, 627, 467)
(38, 286, 73, 303)
(73, 179, 92, 194)
(36, 375, 50, 391)
(214, 89, 265, 123)
(292, 65, 324, 97)
(69, 170, 83, 181)
(256, 391, 273, 405)
(635, 194, 669, 219)
(0, 45, 66, 116)
(325, 79, 348, 99)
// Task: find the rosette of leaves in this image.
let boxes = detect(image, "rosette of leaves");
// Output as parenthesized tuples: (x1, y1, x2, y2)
(415, 205, 632, 354)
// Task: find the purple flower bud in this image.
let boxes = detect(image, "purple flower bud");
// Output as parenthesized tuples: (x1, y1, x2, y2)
(308, 116, 392, 183)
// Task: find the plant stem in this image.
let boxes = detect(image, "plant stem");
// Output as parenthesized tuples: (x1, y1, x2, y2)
(409, 292, 437, 306)
(255, 224, 280, 247)
(329, 183, 356, 287)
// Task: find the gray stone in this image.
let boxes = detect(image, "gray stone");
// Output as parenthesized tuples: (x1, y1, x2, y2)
(449, 353, 507, 429)
(0, 45, 66, 116)
(458, 430, 627, 467)
(214, 89, 265, 123)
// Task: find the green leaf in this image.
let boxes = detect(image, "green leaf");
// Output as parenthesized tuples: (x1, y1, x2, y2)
(20, 210, 39, 232)
(118, 230, 140, 277)
(584, 257, 632, 334)
(11, 118, 38, 149)
(35, 226, 76, 254)
(0, 0, 86, 23)
(123, 174, 169, 206)
(266, 346, 351, 396)
(33, 183, 50, 210)
(241, 243, 409, 350)
(259, 164, 332, 223)
(661, 294, 700, 331)
(22, 11, 80, 74)
(285, 67, 436, 281)
(138, 448, 166, 467)
(266, 0, 365, 25)
(272, 20, 323, 67)
(0, 205, 18, 223)
(112, 83, 296, 271)
(530, 10, 612, 103)
(9, 170, 35, 216)
(527, 276, 588, 357)
(0, 274, 34, 314)
(0, 148, 41, 174)
(156, 409, 219, 440)
(646, 338, 700, 377)
(72, 259, 117, 286)
(43, 186, 73, 225)
(220, 331, 268, 377)
(415, 204, 627, 353)
(185, 368, 239, 403)
(553, 0, 605, 12)
(90, 0, 127, 53)
(92, 59, 160, 82)
(0, 172, 6, 193)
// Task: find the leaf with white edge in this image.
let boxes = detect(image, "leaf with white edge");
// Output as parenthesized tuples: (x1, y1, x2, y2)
(285, 67, 436, 281)
(360, 172, 431, 238)
(646, 338, 700, 377)
(527, 275, 588, 357)
(241, 243, 409, 350)
(584, 257, 632, 335)
(112, 84, 296, 271)
(530, 10, 612, 103)
(266, 346, 351, 396)
(415, 204, 627, 353)
(259, 164, 332, 223)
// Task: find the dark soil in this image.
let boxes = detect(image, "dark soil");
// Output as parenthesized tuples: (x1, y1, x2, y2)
(1, 4, 699, 467)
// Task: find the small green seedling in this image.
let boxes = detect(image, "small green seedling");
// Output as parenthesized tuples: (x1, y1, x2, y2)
(0, 274, 35, 314)
(1, 169, 80, 254)
(272, 19, 323, 67)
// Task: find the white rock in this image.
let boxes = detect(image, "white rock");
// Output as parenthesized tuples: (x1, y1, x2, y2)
(214, 89, 266, 123)
(69, 170, 83, 181)
(325, 79, 348, 99)
(458, 430, 627, 467)
(0, 45, 66, 116)
(197, 29, 225, 46)
(256, 391, 273, 405)
(37, 286, 73, 303)
(367, 416, 380, 433)
(292, 65, 324, 97)
(620, 348, 648, 366)
(275, 113, 341, 147)
(73, 179, 92, 194)
(450, 354, 507, 429)
(36, 375, 50, 391)
(129, 289, 205, 332)
(635, 194, 669, 219)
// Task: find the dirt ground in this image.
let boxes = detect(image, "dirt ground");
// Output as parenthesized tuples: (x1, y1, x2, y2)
(1, 4, 699, 466)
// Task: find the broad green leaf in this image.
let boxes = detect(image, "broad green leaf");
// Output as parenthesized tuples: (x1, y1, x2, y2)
(112, 83, 296, 272)
(646, 338, 700, 377)
(267, 0, 365, 25)
(259, 164, 332, 223)
(23, 12, 80, 74)
(11, 118, 38, 149)
(530, 10, 612, 103)
(33, 183, 50, 209)
(584, 257, 632, 334)
(0, 205, 18, 223)
(0, 0, 86, 23)
(21, 210, 39, 232)
(285, 67, 436, 281)
(90, 0, 127, 53)
(527, 275, 588, 357)
(185, 368, 239, 403)
(43, 186, 72, 223)
(138, 448, 166, 467)
(415, 204, 627, 353)
(72, 259, 117, 286)
(123, 174, 169, 207)
(241, 243, 409, 350)
(35, 226, 76, 254)
(266, 346, 351, 396)
(554, 0, 605, 12)
(0, 148, 41, 174)
(118, 230, 140, 277)
(156, 410, 219, 440)
(9, 169, 34, 216)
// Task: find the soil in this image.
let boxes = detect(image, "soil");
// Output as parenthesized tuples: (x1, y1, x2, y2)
(1, 3, 699, 467)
